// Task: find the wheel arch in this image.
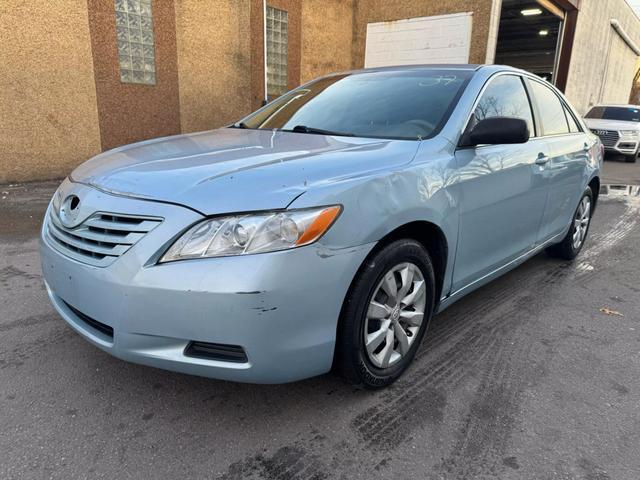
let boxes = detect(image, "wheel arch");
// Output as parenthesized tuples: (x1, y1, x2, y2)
(373, 221, 448, 305)
(341, 220, 449, 317)
(333, 220, 449, 373)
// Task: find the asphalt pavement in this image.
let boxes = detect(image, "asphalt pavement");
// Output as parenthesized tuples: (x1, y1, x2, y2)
(1, 157, 639, 479)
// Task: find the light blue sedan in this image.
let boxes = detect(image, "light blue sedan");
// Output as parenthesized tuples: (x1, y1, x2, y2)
(40, 65, 602, 388)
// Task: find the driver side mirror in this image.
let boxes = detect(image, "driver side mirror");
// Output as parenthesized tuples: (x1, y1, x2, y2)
(461, 117, 530, 147)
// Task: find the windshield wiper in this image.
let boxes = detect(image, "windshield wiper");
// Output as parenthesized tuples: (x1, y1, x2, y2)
(229, 122, 249, 129)
(288, 125, 354, 137)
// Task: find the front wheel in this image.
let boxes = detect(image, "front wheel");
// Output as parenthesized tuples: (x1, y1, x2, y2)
(336, 239, 435, 388)
(625, 153, 637, 163)
(546, 187, 593, 260)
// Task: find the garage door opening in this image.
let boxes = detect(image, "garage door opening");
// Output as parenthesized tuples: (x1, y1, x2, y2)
(495, 0, 564, 83)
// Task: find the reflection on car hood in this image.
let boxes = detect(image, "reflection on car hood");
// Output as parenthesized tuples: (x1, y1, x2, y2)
(71, 128, 420, 215)
(584, 118, 640, 131)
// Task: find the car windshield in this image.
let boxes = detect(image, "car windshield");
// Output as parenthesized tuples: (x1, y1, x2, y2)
(585, 106, 640, 122)
(235, 69, 472, 140)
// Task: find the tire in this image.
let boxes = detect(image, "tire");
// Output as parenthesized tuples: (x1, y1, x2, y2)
(625, 153, 637, 163)
(336, 239, 435, 389)
(546, 187, 593, 260)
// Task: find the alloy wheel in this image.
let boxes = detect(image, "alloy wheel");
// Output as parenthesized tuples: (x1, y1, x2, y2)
(364, 262, 426, 368)
(572, 196, 591, 250)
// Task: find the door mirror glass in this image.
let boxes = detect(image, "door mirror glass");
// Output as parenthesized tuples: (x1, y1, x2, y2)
(466, 117, 530, 146)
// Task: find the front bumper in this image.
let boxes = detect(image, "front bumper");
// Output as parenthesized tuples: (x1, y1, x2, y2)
(40, 182, 374, 383)
(591, 130, 639, 155)
(604, 141, 638, 155)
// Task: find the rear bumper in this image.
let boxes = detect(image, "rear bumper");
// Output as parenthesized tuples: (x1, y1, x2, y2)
(40, 183, 374, 383)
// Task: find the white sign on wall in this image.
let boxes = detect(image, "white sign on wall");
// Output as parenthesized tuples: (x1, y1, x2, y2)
(364, 12, 473, 68)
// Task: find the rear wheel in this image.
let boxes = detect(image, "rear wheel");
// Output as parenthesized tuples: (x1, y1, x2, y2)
(336, 239, 435, 388)
(546, 187, 593, 260)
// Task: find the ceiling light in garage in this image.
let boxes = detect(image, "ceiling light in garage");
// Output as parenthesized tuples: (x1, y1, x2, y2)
(539, 29, 549, 36)
(521, 8, 542, 16)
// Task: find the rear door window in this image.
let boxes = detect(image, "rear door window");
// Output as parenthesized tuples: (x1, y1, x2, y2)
(473, 75, 535, 136)
(528, 80, 570, 136)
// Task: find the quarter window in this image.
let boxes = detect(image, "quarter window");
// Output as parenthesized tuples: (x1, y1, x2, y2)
(266, 6, 288, 98)
(115, 0, 156, 85)
(473, 75, 535, 136)
(528, 80, 570, 136)
(564, 105, 581, 133)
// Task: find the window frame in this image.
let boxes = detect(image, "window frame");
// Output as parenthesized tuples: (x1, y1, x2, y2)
(114, 0, 156, 85)
(523, 77, 583, 137)
(458, 72, 538, 148)
(265, 5, 289, 99)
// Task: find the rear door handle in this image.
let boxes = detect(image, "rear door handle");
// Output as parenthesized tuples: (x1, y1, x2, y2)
(535, 153, 550, 165)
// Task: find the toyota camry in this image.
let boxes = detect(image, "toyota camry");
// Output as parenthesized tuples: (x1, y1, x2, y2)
(40, 65, 602, 388)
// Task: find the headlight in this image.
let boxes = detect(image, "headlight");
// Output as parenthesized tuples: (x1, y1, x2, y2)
(160, 205, 341, 262)
(619, 130, 639, 137)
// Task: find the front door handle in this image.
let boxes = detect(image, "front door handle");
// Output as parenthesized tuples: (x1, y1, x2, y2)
(535, 153, 550, 165)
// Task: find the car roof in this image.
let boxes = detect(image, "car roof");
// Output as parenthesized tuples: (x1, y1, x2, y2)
(326, 63, 527, 78)
(337, 64, 480, 75)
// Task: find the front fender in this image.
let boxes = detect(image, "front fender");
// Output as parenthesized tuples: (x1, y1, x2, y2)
(289, 153, 459, 299)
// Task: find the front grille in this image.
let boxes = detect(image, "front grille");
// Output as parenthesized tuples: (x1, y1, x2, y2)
(64, 301, 114, 338)
(591, 129, 620, 147)
(184, 341, 248, 363)
(46, 210, 162, 267)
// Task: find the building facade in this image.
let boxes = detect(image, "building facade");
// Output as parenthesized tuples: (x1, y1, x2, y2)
(1, 0, 639, 183)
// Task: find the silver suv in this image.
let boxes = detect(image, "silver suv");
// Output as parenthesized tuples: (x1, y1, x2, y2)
(584, 104, 640, 163)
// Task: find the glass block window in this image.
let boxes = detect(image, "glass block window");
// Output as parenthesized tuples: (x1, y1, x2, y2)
(115, 0, 156, 85)
(266, 6, 288, 97)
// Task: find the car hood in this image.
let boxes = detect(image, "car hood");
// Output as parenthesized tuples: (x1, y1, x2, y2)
(71, 128, 420, 214)
(583, 118, 640, 131)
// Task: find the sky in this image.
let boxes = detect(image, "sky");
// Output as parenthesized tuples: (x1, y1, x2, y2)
(627, 0, 640, 16)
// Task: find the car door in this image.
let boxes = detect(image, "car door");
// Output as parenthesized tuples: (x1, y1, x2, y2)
(452, 74, 550, 292)
(525, 78, 589, 242)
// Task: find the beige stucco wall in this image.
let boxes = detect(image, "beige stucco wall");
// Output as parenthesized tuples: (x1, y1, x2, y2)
(300, 0, 495, 83)
(565, 0, 640, 114)
(351, 0, 495, 68)
(174, 0, 253, 133)
(0, 0, 101, 183)
(300, 0, 354, 83)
